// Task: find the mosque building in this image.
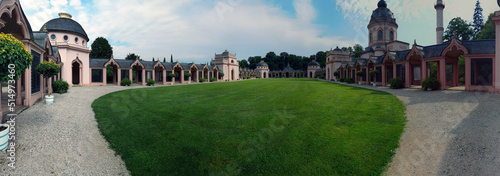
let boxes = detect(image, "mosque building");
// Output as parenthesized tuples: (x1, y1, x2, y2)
(1, 0, 500, 117)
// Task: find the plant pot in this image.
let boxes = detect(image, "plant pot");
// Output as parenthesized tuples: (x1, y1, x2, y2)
(358, 82, 362, 85)
(45, 95, 54, 104)
(427, 88, 432, 91)
(0, 124, 9, 151)
(170, 82, 173, 85)
(188, 81, 191, 84)
(373, 83, 377, 87)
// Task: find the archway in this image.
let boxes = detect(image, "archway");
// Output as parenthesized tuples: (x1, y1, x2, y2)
(286, 72, 290, 78)
(154, 65, 164, 83)
(440, 40, 467, 89)
(309, 72, 313, 78)
(174, 66, 183, 83)
(72, 61, 80, 85)
(191, 67, 198, 82)
(132, 64, 144, 84)
(264, 72, 267, 78)
(204, 68, 209, 80)
(231, 69, 234, 80)
(106, 63, 119, 85)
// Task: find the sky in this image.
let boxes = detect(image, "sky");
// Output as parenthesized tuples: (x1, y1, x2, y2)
(20, 0, 500, 63)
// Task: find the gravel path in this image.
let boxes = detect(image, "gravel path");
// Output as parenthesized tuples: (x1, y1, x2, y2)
(0, 85, 152, 175)
(331, 82, 500, 175)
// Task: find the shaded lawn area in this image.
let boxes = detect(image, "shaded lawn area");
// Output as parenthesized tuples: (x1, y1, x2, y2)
(92, 79, 406, 175)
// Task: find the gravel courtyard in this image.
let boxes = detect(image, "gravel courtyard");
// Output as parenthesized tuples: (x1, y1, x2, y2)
(335, 82, 500, 175)
(0, 85, 143, 175)
(0, 80, 499, 175)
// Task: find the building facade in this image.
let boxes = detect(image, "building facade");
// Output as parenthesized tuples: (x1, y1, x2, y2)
(212, 50, 240, 81)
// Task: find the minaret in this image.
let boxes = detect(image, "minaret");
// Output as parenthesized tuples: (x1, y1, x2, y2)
(435, 0, 445, 44)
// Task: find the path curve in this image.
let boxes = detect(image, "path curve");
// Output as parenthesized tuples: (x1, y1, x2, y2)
(332, 82, 500, 175)
(0, 85, 149, 175)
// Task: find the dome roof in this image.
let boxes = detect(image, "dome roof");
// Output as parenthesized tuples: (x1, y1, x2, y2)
(257, 61, 268, 67)
(370, 0, 396, 24)
(41, 13, 89, 41)
(308, 60, 320, 66)
(333, 46, 342, 51)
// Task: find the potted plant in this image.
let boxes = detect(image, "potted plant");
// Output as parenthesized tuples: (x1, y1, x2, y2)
(422, 77, 441, 91)
(219, 73, 224, 81)
(146, 79, 155, 86)
(35, 61, 61, 104)
(185, 73, 192, 84)
(0, 33, 33, 122)
(120, 78, 132, 86)
(168, 73, 176, 85)
(355, 71, 364, 84)
(369, 70, 380, 87)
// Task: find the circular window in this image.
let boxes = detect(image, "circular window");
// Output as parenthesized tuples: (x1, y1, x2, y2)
(63, 35, 68, 41)
(75, 37, 79, 43)
(50, 35, 56, 40)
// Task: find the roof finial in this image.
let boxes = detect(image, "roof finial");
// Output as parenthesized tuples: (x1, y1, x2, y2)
(414, 39, 416, 45)
(453, 31, 456, 38)
(111, 55, 114, 59)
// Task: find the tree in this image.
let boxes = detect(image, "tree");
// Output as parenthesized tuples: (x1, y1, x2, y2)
(473, 0, 484, 39)
(315, 51, 326, 67)
(163, 57, 166, 62)
(170, 55, 173, 63)
(90, 37, 113, 58)
(443, 17, 474, 42)
(125, 53, 141, 60)
(0, 33, 33, 82)
(352, 44, 364, 58)
(477, 13, 495, 40)
(35, 61, 60, 96)
(239, 60, 249, 68)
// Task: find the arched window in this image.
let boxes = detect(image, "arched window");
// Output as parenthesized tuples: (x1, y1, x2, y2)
(390, 31, 394, 41)
(369, 33, 373, 43)
(378, 30, 383, 41)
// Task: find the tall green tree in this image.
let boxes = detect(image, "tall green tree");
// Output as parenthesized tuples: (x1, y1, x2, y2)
(443, 17, 474, 42)
(125, 53, 141, 60)
(163, 57, 166, 62)
(477, 13, 495, 40)
(315, 51, 326, 67)
(90, 37, 113, 58)
(170, 55, 173, 63)
(239, 60, 249, 68)
(473, 0, 484, 39)
(353, 44, 364, 58)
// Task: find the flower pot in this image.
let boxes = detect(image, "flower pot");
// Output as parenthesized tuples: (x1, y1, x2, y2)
(45, 95, 54, 105)
(170, 82, 173, 85)
(427, 88, 432, 91)
(373, 83, 377, 87)
(188, 81, 191, 84)
(358, 82, 362, 85)
(0, 124, 9, 151)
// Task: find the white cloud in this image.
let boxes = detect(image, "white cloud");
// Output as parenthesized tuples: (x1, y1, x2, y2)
(293, 0, 316, 23)
(21, 0, 357, 62)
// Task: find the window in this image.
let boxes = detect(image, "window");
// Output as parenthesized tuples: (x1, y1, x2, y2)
(75, 37, 79, 43)
(362, 68, 366, 81)
(390, 31, 394, 41)
(64, 35, 68, 41)
(471, 58, 493, 86)
(50, 35, 56, 40)
(376, 67, 382, 82)
(231, 60, 234, 63)
(92, 69, 103, 83)
(31, 51, 41, 93)
(369, 33, 373, 43)
(378, 30, 383, 41)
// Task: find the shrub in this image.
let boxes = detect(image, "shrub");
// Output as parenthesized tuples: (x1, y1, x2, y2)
(147, 79, 155, 86)
(52, 80, 69, 94)
(219, 72, 224, 78)
(422, 77, 441, 91)
(210, 78, 217, 82)
(389, 77, 404, 89)
(256, 76, 261, 79)
(185, 73, 192, 78)
(339, 77, 346, 82)
(247, 76, 250, 79)
(199, 78, 206, 82)
(121, 78, 132, 86)
(168, 73, 176, 78)
(0, 33, 33, 82)
(345, 78, 355, 84)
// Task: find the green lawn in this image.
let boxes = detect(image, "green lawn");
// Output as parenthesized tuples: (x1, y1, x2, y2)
(92, 79, 406, 175)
